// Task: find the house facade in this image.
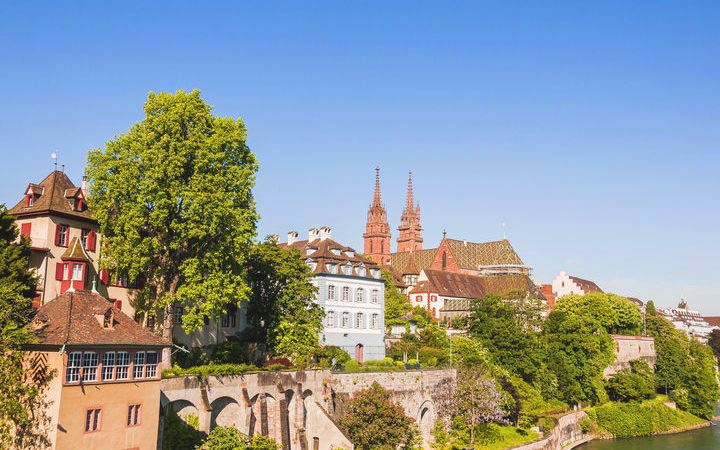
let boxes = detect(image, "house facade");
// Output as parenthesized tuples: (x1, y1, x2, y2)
(281, 227, 385, 362)
(25, 290, 170, 450)
(551, 271, 604, 300)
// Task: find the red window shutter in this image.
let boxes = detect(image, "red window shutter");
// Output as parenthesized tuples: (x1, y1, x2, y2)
(87, 231, 96, 251)
(55, 263, 64, 281)
(54, 224, 61, 246)
(100, 269, 109, 285)
(113, 300, 122, 310)
(20, 223, 31, 237)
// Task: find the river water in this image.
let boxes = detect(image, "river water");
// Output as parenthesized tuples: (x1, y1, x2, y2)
(578, 425, 720, 450)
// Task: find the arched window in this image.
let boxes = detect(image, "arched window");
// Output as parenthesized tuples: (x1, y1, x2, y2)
(442, 251, 447, 270)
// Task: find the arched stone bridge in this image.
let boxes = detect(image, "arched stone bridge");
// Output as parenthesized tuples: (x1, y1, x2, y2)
(160, 368, 455, 449)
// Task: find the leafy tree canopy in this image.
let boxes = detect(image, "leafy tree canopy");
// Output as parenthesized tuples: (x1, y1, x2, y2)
(382, 269, 411, 324)
(86, 90, 258, 348)
(196, 425, 279, 450)
(554, 292, 642, 335)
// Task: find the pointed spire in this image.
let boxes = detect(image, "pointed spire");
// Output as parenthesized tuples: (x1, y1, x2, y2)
(372, 166, 382, 207)
(405, 170, 414, 211)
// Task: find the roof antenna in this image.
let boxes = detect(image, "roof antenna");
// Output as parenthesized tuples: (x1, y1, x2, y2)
(51, 151, 58, 171)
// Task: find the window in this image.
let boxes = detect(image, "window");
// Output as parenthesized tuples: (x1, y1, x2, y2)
(372, 289, 379, 303)
(328, 285, 335, 300)
(415, 295, 422, 303)
(26, 194, 34, 207)
(72, 263, 84, 281)
(431, 295, 437, 303)
(127, 404, 141, 427)
(342, 312, 350, 328)
(174, 306, 184, 324)
(82, 352, 99, 382)
(102, 352, 116, 381)
(81, 229, 96, 251)
(145, 352, 158, 378)
(55, 224, 69, 247)
(357, 266, 366, 277)
(356, 288, 364, 302)
(342, 264, 352, 275)
(371, 313, 379, 329)
(327, 311, 335, 327)
(66, 352, 82, 383)
(356, 312, 364, 329)
(221, 306, 237, 328)
(116, 352, 130, 380)
(369, 241, 373, 253)
(81, 228, 89, 248)
(74, 197, 84, 211)
(133, 352, 146, 379)
(342, 287, 350, 301)
(63, 263, 70, 281)
(85, 408, 102, 432)
(442, 251, 447, 270)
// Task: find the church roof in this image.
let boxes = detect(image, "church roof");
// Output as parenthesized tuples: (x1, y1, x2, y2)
(410, 269, 541, 300)
(568, 275, 603, 294)
(444, 238, 524, 269)
(389, 248, 436, 275)
(8, 170, 94, 221)
(27, 290, 169, 347)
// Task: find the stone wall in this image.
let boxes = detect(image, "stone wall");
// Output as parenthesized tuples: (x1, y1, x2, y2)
(604, 335, 656, 378)
(511, 410, 590, 450)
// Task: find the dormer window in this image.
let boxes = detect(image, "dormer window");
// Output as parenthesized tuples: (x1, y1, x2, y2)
(357, 265, 366, 277)
(306, 259, 317, 271)
(26, 194, 34, 207)
(103, 309, 114, 328)
(345, 250, 355, 257)
(73, 197, 84, 211)
(327, 264, 338, 274)
(371, 269, 380, 279)
(306, 247, 318, 256)
(342, 264, 352, 275)
(331, 248, 341, 256)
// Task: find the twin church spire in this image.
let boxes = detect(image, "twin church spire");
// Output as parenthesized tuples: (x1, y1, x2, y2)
(363, 167, 423, 266)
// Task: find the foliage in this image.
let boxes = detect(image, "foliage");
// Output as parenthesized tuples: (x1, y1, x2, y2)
(172, 342, 210, 368)
(432, 419, 538, 450)
(382, 269, 411, 325)
(196, 425, 279, 450)
(0, 205, 53, 449)
(449, 335, 488, 369)
(162, 363, 260, 378)
(162, 409, 203, 450)
(264, 357, 293, 368)
(338, 382, 418, 449)
(645, 300, 657, 317)
(707, 329, 720, 359)
(387, 322, 450, 365)
(312, 346, 351, 368)
(86, 90, 259, 349)
(605, 359, 656, 402)
(467, 295, 544, 382)
(244, 239, 322, 362)
(542, 309, 615, 405)
(210, 339, 258, 365)
(553, 292, 642, 335)
(585, 397, 706, 438)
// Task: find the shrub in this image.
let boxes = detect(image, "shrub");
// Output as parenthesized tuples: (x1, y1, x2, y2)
(586, 399, 705, 438)
(313, 346, 351, 368)
(173, 343, 209, 369)
(264, 358, 293, 368)
(605, 359, 655, 403)
(163, 363, 260, 378)
(196, 425, 279, 449)
(162, 409, 202, 450)
(210, 340, 257, 365)
(344, 360, 361, 372)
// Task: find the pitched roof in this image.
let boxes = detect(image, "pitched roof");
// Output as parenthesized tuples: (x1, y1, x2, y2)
(280, 237, 381, 279)
(28, 290, 169, 347)
(410, 269, 541, 300)
(568, 275, 603, 294)
(444, 238, 524, 269)
(8, 170, 94, 221)
(389, 248, 436, 275)
(61, 237, 92, 262)
(703, 316, 720, 327)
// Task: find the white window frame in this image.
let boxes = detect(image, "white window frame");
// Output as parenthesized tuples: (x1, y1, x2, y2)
(342, 286, 350, 301)
(372, 289, 379, 304)
(102, 351, 116, 381)
(342, 312, 349, 328)
(356, 288, 364, 303)
(116, 351, 130, 380)
(66, 351, 82, 383)
(328, 285, 335, 301)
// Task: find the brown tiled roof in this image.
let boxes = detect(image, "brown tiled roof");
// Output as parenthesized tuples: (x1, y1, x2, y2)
(61, 237, 92, 262)
(703, 316, 720, 327)
(389, 248, 436, 275)
(626, 297, 644, 308)
(410, 269, 540, 300)
(28, 291, 169, 347)
(445, 238, 524, 269)
(568, 275, 603, 294)
(280, 238, 381, 279)
(8, 170, 94, 221)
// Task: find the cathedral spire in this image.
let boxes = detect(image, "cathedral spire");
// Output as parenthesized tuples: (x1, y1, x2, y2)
(364, 166, 391, 265)
(397, 169, 423, 253)
(372, 166, 382, 207)
(405, 170, 414, 212)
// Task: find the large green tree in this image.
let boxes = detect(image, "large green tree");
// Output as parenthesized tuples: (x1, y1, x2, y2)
(244, 239, 323, 363)
(0, 205, 51, 448)
(86, 90, 258, 357)
(554, 292, 642, 336)
(382, 269, 411, 325)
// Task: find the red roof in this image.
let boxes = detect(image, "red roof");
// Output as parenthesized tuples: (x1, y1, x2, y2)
(410, 269, 541, 300)
(28, 290, 169, 347)
(703, 316, 720, 327)
(568, 275, 603, 294)
(8, 170, 94, 221)
(280, 237, 381, 279)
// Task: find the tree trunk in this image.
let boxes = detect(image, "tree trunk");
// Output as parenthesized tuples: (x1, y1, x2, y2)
(160, 277, 179, 368)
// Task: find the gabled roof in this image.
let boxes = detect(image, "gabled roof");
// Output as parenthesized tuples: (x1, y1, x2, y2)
(410, 269, 541, 300)
(444, 238, 524, 269)
(28, 290, 169, 347)
(280, 238, 381, 280)
(8, 170, 94, 221)
(61, 237, 92, 262)
(703, 316, 720, 327)
(389, 248, 436, 275)
(569, 275, 603, 294)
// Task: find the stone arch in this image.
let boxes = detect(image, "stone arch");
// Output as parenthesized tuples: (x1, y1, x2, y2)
(417, 399, 436, 443)
(210, 396, 243, 429)
(169, 399, 198, 419)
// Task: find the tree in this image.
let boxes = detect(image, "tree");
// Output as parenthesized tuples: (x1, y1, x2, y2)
(382, 269, 411, 325)
(0, 205, 52, 449)
(554, 293, 642, 336)
(86, 90, 258, 360)
(244, 239, 322, 363)
(707, 329, 720, 359)
(605, 359, 656, 402)
(645, 300, 657, 316)
(338, 382, 418, 449)
(197, 425, 279, 450)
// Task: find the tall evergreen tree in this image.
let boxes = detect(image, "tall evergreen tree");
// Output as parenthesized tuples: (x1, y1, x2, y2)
(86, 90, 258, 361)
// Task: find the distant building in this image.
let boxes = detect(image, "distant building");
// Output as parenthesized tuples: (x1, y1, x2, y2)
(551, 271, 603, 300)
(24, 290, 169, 450)
(541, 284, 556, 310)
(281, 227, 385, 362)
(604, 335, 656, 378)
(657, 299, 716, 342)
(408, 269, 543, 321)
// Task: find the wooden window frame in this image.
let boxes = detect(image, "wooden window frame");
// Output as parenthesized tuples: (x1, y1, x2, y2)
(84, 407, 102, 433)
(127, 404, 142, 427)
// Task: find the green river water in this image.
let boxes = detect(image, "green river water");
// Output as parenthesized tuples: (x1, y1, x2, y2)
(578, 425, 720, 450)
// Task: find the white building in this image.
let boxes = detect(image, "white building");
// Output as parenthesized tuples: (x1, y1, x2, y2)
(551, 271, 604, 300)
(658, 299, 717, 342)
(281, 227, 385, 362)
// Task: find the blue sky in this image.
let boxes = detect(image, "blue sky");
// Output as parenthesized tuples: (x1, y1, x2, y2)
(1, 2, 718, 312)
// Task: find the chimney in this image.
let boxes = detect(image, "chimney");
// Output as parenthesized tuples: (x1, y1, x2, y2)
(81, 175, 89, 195)
(268, 234, 279, 243)
(287, 231, 298, 245)
(308, 228, 319, 242)
(319, 226, 332, 241)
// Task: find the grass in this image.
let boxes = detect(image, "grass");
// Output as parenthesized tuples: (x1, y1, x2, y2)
(481, 425, 540, 450)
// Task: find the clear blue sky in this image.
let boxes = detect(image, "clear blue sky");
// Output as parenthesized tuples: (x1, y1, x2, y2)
(1, 2, 718, 313)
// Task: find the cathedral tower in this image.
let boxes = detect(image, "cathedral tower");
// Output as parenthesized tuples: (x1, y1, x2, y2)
(363, 167, 391, 265)
(397, 171, 423, 253)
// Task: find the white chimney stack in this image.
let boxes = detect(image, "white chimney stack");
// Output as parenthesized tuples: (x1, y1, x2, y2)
(319, 226, 332, 241)
(308, 228, 319, 242)
(81, 175, 89, 195)
(287, 231, 298, 245)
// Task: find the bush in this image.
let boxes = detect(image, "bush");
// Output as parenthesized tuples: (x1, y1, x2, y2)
(162, 409, 202, 450)
(210, 340, 257, 365)
(173, 342, 209, 369)
(313, 346, 351, 368)
(605, 359, 655, 403)
(196, 425, 279, 449)
(163, 363, 260, 378)
(343, 360, 361, 372)
(264, 358, 293, 368)
(586, 399, 706, 438)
